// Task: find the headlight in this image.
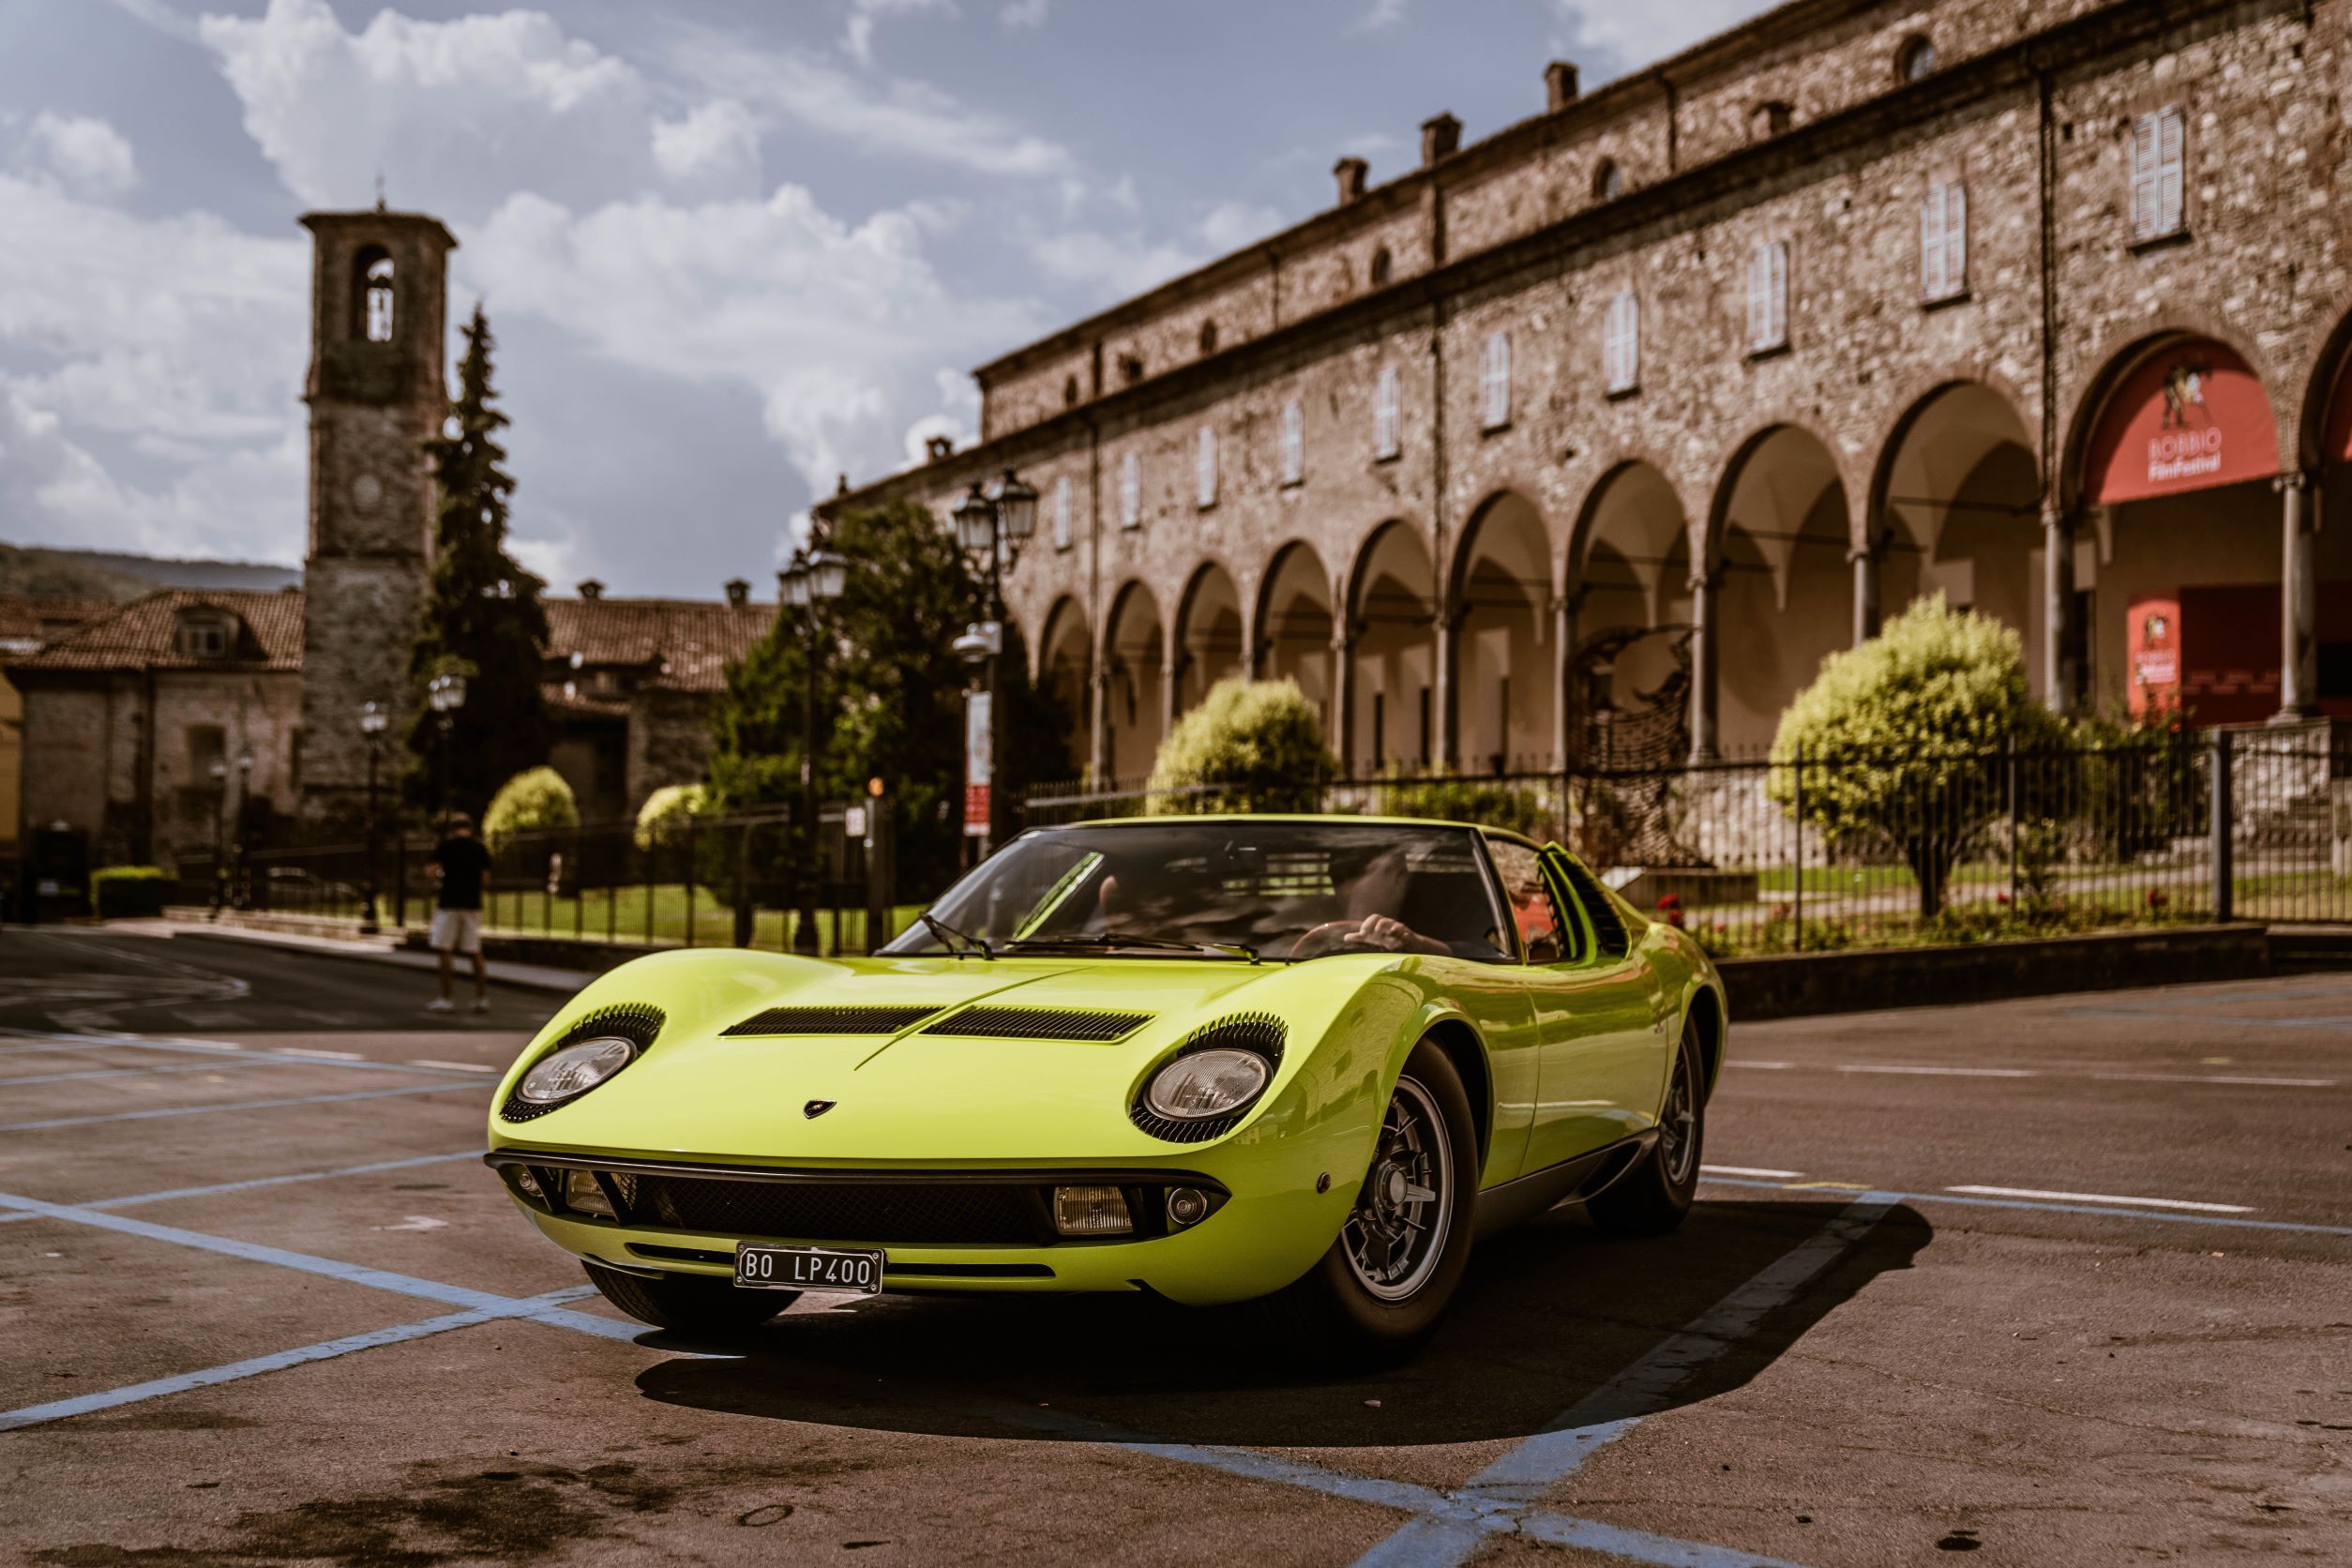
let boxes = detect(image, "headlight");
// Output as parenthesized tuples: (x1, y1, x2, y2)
(1144, 1048, 1271, 1122)
(516, 1036, 637, 1105)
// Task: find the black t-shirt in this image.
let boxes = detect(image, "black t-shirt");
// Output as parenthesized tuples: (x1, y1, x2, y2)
(433, 836, 491, 911)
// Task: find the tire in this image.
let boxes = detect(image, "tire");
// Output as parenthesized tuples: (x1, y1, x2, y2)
(582, 1259, 793, 1334)
(1587, 1036, 1704, 1238)
(1257, 1038, 1479, 1364)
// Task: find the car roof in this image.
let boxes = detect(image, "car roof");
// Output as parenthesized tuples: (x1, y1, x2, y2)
(1038, 815, 1545, 850)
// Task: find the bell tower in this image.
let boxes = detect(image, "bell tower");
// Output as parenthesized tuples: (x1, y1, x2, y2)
(295, 206, 456, 825)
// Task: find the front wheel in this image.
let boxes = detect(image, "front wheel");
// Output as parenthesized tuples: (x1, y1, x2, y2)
(1587, 1037, 1703, 1237)
(1257, 1039, 1478, 1363)
(582, 1259, 793, 1334)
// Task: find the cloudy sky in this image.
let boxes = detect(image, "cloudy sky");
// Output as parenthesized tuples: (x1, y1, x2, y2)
(0, 0, 1772, 598)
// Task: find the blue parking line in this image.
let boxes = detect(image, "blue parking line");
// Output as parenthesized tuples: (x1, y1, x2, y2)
(0, 1286, 597, 1433)
(1700, 1175, 2352, 1237)
(0, 1151, 482, 1227)
(0, 1081, 481, 1133)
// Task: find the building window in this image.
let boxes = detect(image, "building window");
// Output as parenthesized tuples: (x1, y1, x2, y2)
(1370, 246, 1393, 287)
(1199, 320, 1218, 355)
(184, 724, 225, 778)
(1604, 290, 1640, 395)
(1921, 181, 1968, 302)
(1592, 158, 1623, 201)
(1373, 366, 1401, 460)
(1119, 451, 1141, 528)
(1897, 35, 1936, 83)
(1063, 374, 1079, 407)
(363, 255, 395, 342)
(1747, 240, 1789, 354)
(176, 615, 231, 658)
(1279, 398, 1304, 486)
(1750, 100, 1794, 142)
(1053, 475, 1072, 550)
(2130, 107, 2186, 242)
(1196, 427, 1218, 509)
(1480, 330, 1511, 429)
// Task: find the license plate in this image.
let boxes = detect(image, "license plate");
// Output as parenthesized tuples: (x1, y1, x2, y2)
(733, 1244, 884, 1294)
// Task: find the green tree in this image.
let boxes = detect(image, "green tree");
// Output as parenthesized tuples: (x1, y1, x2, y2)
(1768, 594, 2066, 917)
(482, 766, 577, 852)
(404, 305, 550, 818)
(1146, 678, 1336, 813)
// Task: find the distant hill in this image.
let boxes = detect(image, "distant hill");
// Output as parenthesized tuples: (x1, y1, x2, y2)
(0, 544, 302, 602)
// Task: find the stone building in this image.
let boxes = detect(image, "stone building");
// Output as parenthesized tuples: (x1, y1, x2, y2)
(10, 207, 768, 870)
(819, 0, 2352, 783)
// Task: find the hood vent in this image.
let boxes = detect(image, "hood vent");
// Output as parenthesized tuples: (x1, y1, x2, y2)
(923, 1005, 1153, 1043)
(722, 1004, 939, 1037)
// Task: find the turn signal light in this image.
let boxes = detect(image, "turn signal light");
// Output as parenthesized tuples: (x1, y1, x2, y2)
(563, 1168, 615, 1219)
(1052, 1184, 1133, 1236)
(1165, 1187, 1212, 1230)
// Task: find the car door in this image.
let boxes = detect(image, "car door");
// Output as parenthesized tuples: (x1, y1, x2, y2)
(1505, 840, 1665, 1169)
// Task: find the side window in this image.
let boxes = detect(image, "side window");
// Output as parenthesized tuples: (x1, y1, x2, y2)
(1487, 840, 1578, 964)
(1549, 849, 1632, 959)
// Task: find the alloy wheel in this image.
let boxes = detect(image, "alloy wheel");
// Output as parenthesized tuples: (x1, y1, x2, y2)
(1343, 1073, 1454, 1302)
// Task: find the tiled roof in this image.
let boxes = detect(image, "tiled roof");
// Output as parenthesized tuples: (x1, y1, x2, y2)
(545, 596, 775, 692)
(12, 588, 306, 673)
(0, 597, 113, 657)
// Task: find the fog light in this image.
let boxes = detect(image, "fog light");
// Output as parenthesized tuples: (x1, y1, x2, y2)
(1166, 1186, 1211, 1230)
(563, 1168, 614, 1219)
(513, 1167, 544, 1199)
(1052, 1184, 1132, 1236)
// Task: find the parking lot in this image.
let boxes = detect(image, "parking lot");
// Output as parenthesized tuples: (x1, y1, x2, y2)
(1, 925, 2346, 1566)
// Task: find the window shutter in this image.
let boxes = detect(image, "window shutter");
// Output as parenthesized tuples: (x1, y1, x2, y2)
(1605, 291, 1638, 392)
(1921, 187, 1946, 299)
(1375, 367, 1400, 458)
(1482, 330, 1510, 428)
(1768, 242, 1787, 347)
(1747, 246, 1770, 349)
(1196, 427, 1217, 508)
(1053, 475, 1071, 548)
(1120, 451, 1140, 527)
(2131, 113, 2160, 239)
(1944, 184, 1967, 295)
(1280, 399, 1303, 484)
(2156, 107, 2184, 236)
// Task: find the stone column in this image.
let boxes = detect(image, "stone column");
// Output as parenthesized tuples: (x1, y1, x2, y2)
(1552, 591, 1579, 770)
(2042, 502, 2075, 710)
(1431, 604, 1458, 771)
(1330, 628, 1357, 775)
(2276, 469, 2318, 722)
(1160, 625, 1181, 743)
(1087, 664, 1110, 784)
(1687, 568, 1721, 764)
(1849, 538, 1882, 646)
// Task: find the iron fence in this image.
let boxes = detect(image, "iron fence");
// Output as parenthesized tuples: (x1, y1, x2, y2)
(1020, 727, 2352, 957)
(174, 804, 911, 957)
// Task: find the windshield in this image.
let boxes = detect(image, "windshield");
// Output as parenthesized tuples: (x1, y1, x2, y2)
(880, 821, 1514, 962)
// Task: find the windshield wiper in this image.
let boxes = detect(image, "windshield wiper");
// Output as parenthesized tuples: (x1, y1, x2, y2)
(1002, 930, 1259, 964)
(920, 912, 993, 959)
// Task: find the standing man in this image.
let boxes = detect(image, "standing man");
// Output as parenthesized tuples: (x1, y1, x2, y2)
(426, 812, 491, 1014)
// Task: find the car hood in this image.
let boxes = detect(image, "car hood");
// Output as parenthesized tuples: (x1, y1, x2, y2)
(489, 946, 1386, 1165)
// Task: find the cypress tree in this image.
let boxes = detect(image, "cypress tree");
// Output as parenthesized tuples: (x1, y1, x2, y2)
(404, 304, 550, 817)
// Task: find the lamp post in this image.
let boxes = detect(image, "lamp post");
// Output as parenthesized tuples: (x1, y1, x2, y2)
(427, 671, 467, 827)
(232, 749, 253, 909)
(952, 468, 1037, 856)
(358, 700, 388, 934)
(780, 542, 852, 954)
(206, 756, 229, 916)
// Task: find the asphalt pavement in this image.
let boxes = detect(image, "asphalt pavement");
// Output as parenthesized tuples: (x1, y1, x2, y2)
(0, 924, 2345, 1566)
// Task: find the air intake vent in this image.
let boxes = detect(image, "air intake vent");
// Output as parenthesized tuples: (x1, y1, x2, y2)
(721, 1004, 938, 1037)
(1130, 1014, 1287, 1144)
(923, 1005, 1153, 1042)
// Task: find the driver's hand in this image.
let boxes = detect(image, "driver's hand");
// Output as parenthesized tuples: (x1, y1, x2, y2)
(1344, 913, 1413, 951)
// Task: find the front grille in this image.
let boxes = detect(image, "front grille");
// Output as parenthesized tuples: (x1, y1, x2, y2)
(721, 1003, 938, 1036)
(635, 1175, 1048, 1244)
(498, 1004, 665, 1123)
(923, 1005, 1153, 1042)
(1129, 1013, 1287, 1144)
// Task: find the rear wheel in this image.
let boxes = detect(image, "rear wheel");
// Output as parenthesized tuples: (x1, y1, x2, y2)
(1257, 1039, 1477, 1363)
(582, 1259, 793, 1334)
(1587, 1037, 1703, 1237)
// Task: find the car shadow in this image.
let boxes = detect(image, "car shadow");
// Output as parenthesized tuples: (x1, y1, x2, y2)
(632, 1196, 1928, 1449)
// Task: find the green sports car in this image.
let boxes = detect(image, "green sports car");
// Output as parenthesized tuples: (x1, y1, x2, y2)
(486, 816, 1726, 1357)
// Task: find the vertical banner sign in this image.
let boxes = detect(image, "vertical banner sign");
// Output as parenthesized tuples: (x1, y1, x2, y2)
(963, 690, 992, 838)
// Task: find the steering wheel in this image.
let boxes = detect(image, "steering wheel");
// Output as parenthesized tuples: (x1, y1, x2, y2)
(1288, 920, 1360, 960)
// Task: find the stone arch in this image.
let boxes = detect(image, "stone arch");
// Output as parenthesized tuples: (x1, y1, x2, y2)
(353, 245, 395, 342)
(1567, 460, 1695, 767)
(1172, 558, 1245, 716)
(1450, 490, 1554, 772)
(1256, 540, 1335, 731)
(1869, 379, 2043, 665)
(1346, 519, 1439, 773)
(2058, 316, 2294, 510)
(1035, 595, 1093, 773)
(1707, 423, 1857, 751)
(2288, 299, 2352, 718)
(1102, 580, 1167, 779)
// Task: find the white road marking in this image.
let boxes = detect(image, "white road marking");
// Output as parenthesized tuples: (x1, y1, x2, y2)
(1836, 1064, 2037, 1078)
(370, 1215, 450, 1232)
(1947, 1184, 2254, 1214)
(412, 1059, 498, 1074)
(1726, 1059, 1792, 1069)
(2092, 1072, 2336, 1087)
(1701, 1165, 1805, 1179)
(274, 1048, 364, 1061)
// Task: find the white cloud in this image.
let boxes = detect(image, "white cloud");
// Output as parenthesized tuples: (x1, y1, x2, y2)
(843, 0, 957, 68)
(21, 113, 141, 201)
(1199, 199, 1283, 253)
(652, 98, 761, 190)
(1353, 0, 1408, 33)
(1548, 0, 1777, 68)
(1000, 0, 1049, 28)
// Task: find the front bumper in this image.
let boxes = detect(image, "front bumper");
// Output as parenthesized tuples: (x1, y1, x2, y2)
(485, 1149, 1349, 1307)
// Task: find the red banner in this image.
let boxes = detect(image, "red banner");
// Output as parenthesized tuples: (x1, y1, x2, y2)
(2084, 340, 2276, 505)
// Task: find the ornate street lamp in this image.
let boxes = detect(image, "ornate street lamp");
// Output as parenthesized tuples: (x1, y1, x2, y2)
(953, 470, 1034, 855)
(358, 701, 389, 933)
(782, 540, 855, 954)
(427, 671, 467, 825)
